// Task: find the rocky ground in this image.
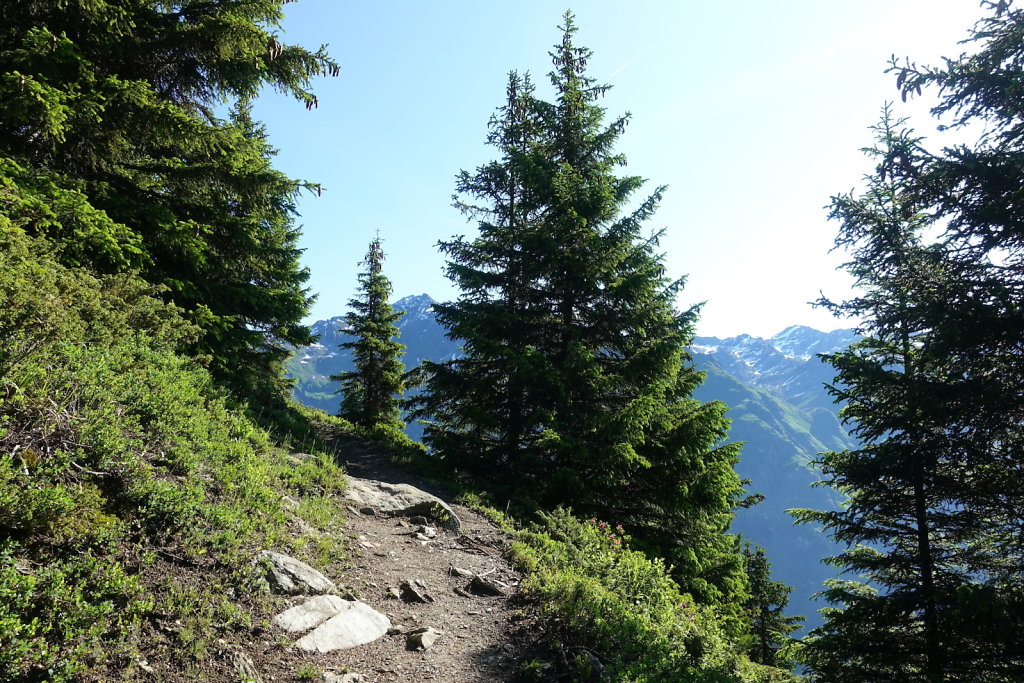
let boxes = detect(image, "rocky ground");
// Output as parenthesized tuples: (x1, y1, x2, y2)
(126, 436, 539, 683)
(264, 438, 537, 683)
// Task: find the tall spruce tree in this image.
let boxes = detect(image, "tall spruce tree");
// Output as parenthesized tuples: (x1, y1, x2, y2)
(796, 109, 1023, 681)
(0, 0, 338, 400)
(332, 236, 406, 430)
(795, 4, 1024, 678)
(415, 71, 549, 470)
(414, 13, 748, 617)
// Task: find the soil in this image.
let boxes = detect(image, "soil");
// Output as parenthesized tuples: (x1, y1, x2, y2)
(314, 436, 535, 683)
(117, 435, 539, 683)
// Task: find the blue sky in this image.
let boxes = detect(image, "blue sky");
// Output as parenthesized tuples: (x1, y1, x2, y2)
(254, 1, 983, 338)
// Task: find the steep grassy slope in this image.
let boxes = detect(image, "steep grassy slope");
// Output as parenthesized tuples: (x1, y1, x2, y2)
(0, 225, 351, 681)
(693, 359, 849, 630)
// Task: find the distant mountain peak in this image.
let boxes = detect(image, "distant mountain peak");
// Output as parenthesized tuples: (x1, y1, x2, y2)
(394, 293, 437, 326)
(770, 326, 859, 361)
(394, 292, 435, 308)
(772, 324, 819, 339)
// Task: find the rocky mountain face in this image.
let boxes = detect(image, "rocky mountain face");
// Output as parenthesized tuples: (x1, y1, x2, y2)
(287, 295, 859, 630)
(690, 327, 859, 630)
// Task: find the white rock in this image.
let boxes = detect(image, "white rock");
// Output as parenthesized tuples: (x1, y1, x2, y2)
(296, 601, 391, 653)
(323, 673, 365, 683)
(344, 478, 462, 532)
(258, 550, 337, 595)
(406, 626, 443, 651)
(273, 595, 349, 633)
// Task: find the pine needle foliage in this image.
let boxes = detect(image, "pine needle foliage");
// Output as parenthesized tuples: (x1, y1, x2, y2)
(331, 236, 407, 430)
(413, 13, 749, 619)
(0, 0, 339, 401)
(741, 542, 803, 669)
(796, 4, 1024, 678)
(796, 106, 1024, 681)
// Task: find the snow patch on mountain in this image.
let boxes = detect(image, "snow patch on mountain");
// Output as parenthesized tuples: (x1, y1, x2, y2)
(770, 325, 859, 360)
(691, 326, 857, 409)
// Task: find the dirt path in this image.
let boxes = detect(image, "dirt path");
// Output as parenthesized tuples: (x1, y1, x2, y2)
(320, 437, 532, 682)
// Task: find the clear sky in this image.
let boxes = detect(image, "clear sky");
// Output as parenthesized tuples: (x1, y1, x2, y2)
(253, 1, 983, 338)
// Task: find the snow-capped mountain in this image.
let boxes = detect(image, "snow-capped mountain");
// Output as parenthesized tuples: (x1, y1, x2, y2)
(770, 325, 860, 361)
(693, 326, 858, 412)
(287, 294, 458, 415)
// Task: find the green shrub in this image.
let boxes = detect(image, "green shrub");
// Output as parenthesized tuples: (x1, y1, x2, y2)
(510, 509, 794, 682)
(0, 542, 149, 682)
(0, 226, 349, 679)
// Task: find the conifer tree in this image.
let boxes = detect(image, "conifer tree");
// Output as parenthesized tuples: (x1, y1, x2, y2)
(796, 109, 1024, 681)
(415, 71, 548, 470)
(0, 0, 339, 400)
(741, 542, 803, 669)
(415, 13, 748, 616)
(891, 3, 1024, 608)
(332, 236, 406, 430)
(795, 4, 1024, 677)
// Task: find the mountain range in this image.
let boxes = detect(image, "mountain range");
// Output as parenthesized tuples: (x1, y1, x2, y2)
(286, 293, 859, 630)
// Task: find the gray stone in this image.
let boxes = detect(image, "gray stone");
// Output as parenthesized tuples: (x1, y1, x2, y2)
(231, 651, 262, 683)
(258, 550, 337, 595)
(400, 580, 434, 603)
(470, 574, 506, 596)
(273, 595, 349, 633)
(324, 674, 365, 683)
(295, 601, 391, 653)
(288, 452, 317, 466)
(345, 477, 461, 532)
(406, 626, 442, 651)
(583, 650, 604, 679)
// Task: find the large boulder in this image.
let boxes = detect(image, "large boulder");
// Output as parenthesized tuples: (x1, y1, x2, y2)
(273, 595, 350, 633)
(295, 601, 391, 653)
(345, 477, 461, 532)
(258, 551, 337, 595)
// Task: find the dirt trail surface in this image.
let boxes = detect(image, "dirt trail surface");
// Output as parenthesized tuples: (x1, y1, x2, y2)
(321, 438, 531, 682)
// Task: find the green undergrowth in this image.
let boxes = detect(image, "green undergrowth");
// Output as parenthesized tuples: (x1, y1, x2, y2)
(292, 403, 429, 470)
(459, 497, 795, 682)
(0, 225, 350, 682)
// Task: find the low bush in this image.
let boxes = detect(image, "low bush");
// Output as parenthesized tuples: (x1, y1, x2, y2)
(509, 509, 795, 682)
(0, 226, 350, 681)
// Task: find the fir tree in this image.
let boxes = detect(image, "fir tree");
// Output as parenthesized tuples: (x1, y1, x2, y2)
(891, 3, 1024, 615)
(795, 4, 1024, 677)
(741, 542, 803, 669)
(415, 71, 549, 471)
(415, 13, 748, 618)
(332, 236, 406, 430)
(0, 0, 339, 400)
(796, 109, 1024, 681)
